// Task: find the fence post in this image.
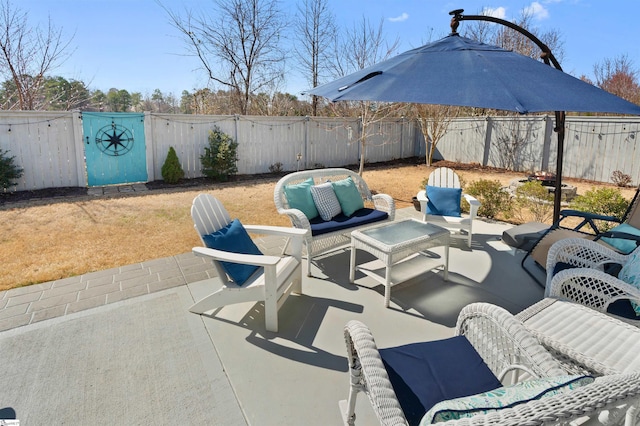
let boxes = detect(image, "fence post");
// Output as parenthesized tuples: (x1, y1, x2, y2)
(143, 111, 154, 182)
(399, 117, 404, 159)
(482, 117, 493, 167)
(303, 116, 309, 171)
(71, 111, 87, 187)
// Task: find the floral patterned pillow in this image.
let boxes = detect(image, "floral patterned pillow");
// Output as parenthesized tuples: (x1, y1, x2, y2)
(420, 375, 593, 425)
(617, 248, 640, 314)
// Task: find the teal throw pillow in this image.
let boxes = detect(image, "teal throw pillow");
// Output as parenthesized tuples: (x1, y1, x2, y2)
(202, 219, 263, 286)
(420, 375, 594, 425)
(426, 185, 462, 217)
(310, 182, 342, 221)
(332, 177, 365, 217)
(283, 177, 319, 220)
(617, 247, 640, 314)
(600, 223, 640, 254)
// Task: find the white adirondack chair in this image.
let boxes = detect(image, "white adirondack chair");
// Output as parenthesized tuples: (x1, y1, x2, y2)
(190, 194, 308, 332)
(416, 167, 481, 247)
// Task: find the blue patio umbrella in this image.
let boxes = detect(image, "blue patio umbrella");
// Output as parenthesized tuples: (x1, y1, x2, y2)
(305, 33, 640, 220)
(306, 33, 640, 115)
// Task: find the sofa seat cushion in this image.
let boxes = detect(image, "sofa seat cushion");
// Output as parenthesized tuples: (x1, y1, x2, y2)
(309, 208, 388, 236)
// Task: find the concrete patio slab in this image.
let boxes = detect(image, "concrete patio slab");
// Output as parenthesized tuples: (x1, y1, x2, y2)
(0, 208, 544, 425)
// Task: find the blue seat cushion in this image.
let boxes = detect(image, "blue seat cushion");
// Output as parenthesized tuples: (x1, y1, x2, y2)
(202, 219, 263, 286)
(379, 336, 502, 426)
(309, 208, 388, 236)
(426, 186, 462, 217)
(600, 223, 640, 254)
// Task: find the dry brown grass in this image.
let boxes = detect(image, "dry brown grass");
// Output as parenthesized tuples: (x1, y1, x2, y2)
(1, 162, 635, 291)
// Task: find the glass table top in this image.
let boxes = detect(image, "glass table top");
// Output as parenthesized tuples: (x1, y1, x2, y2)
(359, 220, 447, 246)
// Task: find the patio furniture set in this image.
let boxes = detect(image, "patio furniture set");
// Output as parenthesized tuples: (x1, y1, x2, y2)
(187, 167, 640, 425)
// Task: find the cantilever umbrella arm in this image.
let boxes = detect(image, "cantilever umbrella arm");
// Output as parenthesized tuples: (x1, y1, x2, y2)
(450, 9, 566, 222)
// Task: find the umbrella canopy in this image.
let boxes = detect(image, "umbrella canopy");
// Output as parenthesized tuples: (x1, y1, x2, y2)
(306, 32, 640, 222)
(306, 33, 640, 116)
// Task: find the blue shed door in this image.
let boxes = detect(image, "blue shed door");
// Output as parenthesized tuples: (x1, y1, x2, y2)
(82, 112, 147, 186)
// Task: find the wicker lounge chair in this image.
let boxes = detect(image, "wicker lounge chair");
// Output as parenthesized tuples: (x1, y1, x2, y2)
(340, 302, 640, 425)
(545, 237, 640, 326)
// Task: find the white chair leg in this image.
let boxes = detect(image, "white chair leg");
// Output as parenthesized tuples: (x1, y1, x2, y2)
(263, 266, 279, 332)
(264, 296, 278, 332)
(292, 274, 302, 294)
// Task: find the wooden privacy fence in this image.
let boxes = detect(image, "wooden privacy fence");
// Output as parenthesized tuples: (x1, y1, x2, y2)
(1, 111, 640, 192)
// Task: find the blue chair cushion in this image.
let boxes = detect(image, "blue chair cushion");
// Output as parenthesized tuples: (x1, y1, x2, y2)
(332, 177, 365, 217)
(283, 177, 319, 220)
(379, 336, 502, 426)
(202, 219, 263, 286)
(309, 208, 388, 236)
(600, 223, 640, 254)
(426, 186, 462, 217)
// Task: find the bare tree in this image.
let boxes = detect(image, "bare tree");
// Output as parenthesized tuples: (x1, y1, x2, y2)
(294, 0, 336, 116)
(0, 0, 73, 110)
(163, 0, 287, 115)
(414, 104, 459, 166)
(593, 54, 640, 105)
(462, 8, 565, 63)
(329, 16, 399, 175)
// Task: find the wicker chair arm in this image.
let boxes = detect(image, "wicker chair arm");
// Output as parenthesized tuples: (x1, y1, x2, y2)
(549, 267, 640, 314)
(546, 238, 629, 291)
(343, 320, 408, 425)
(372, 193, 396, 219)
(277, 208, 312, 230)
(456, 303, 566, 380)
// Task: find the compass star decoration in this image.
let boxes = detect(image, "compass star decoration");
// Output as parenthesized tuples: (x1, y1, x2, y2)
(95, 124, 134, 156)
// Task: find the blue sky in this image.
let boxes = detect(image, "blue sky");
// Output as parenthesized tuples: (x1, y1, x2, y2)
(20, 0, 640, 100)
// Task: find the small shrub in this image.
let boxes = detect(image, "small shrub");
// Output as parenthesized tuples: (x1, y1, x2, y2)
(570, 187, 629, 231)
(161, 146, 185, 184)
(512, 181, 554, 223)
(0, 148, 24, 190)
(612, 170, 632, 187)
(465, 179, 512, 219)
(268, 162, 283, 173)
(200, 126, 238, 181)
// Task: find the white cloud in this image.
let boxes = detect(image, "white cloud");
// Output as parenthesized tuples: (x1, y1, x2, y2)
(524, 2, 550, 19)
(481, 7, 507, 19)
(389, 12, 409, 23)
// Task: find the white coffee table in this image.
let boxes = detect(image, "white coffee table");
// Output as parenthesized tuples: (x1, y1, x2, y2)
(350, 219, 450, 307)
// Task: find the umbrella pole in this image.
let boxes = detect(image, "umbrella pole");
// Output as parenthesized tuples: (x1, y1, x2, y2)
(553, 111, 566, 222)
(450, 9, 566, 222)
